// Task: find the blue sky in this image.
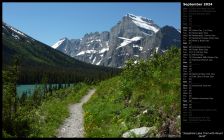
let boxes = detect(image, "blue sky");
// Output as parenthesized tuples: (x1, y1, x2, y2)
(3, 2, 180, 46)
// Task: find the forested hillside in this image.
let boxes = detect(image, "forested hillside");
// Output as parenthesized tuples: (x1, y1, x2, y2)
(2, 22, 120, 84)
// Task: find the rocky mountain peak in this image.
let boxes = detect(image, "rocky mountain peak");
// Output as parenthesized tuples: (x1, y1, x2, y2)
(52, 14, 180, 68)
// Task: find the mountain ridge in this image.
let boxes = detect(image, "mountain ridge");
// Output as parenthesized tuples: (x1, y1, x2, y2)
(52, 13, 180, 67)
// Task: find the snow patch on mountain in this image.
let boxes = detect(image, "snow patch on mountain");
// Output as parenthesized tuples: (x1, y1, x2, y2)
(87, 39, 101, 44)
(76, 50, 97, 56)
(8, 26, 28, 38)
(52, 39, 65, 49)
(96, 59, 102, 65)
(89, 54, 93, 60)
(127, 13, 159, 33)
(3, 23, 37, 41)
(99, 48, 109, 53)
(117, 36, 142, 49)
(92, 57, 96, 64)
(76, 51, 85, 56)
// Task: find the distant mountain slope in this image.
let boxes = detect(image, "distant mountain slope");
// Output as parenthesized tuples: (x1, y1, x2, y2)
(2, 22, 120, 84)
(52, 14, 180, 67)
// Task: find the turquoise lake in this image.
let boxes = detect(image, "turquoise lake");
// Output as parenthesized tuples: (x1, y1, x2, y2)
(16, 84, 73, 97)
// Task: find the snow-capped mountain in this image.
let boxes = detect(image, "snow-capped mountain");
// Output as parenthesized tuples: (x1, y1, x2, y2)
(54, 32, 110, 65)
(52, 14, 180, 67)
(127, 13, 159, 33)
(52, 38, 66, 49)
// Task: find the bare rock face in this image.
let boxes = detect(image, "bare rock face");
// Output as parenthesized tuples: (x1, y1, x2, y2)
(52, 14, 180, 68)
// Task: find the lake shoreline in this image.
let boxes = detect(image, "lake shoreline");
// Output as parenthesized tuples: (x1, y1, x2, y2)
(16, 83, 74, 97)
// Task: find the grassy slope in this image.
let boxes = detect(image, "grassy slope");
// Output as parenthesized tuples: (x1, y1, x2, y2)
(21, 83, 91, 137)
(83, 47, 181, 138)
